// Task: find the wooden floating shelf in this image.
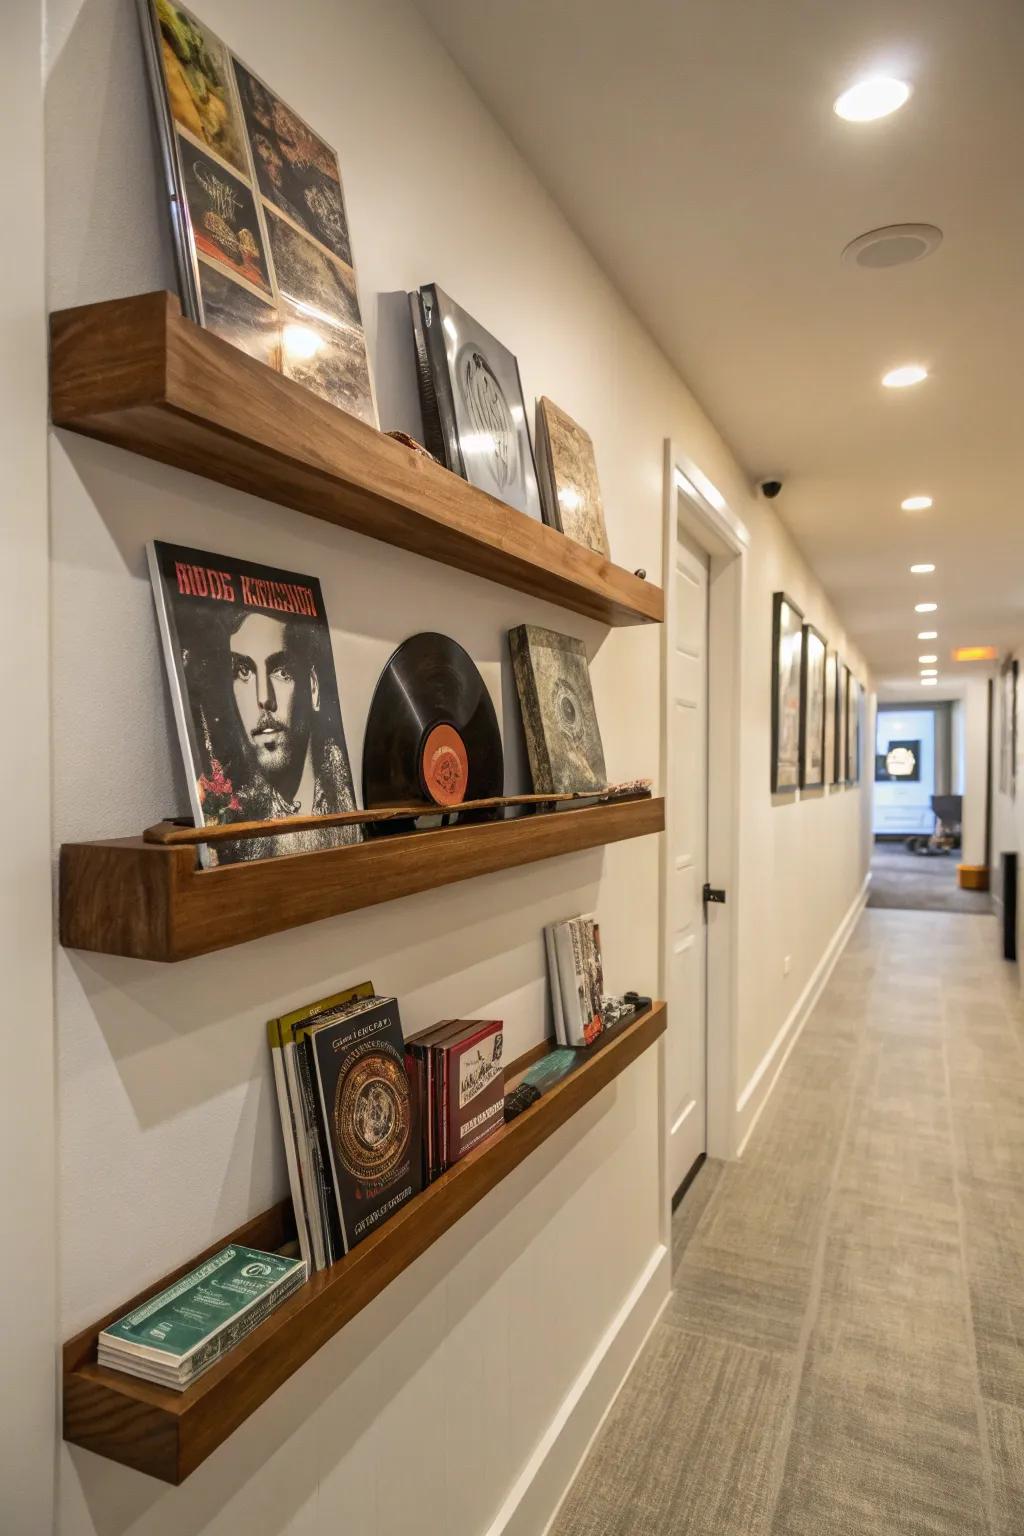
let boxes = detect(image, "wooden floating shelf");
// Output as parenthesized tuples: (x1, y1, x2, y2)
(60, 797, 665, 961)
(63, 1003, 666, 1483)
(50, 292, 663, 627)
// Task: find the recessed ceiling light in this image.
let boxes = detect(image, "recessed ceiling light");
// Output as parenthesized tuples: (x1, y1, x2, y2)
(921, 677, 938, 686)
(834, 78, 911, 123)
(920, 668, 938, 677)
(902, 496, 933, 511)
(917, 631, 938, 640)
(910, 563, 936, 574)
(842, 224, 942, 270)
(919, 654, 938, 664)
(883, 364, 928, 389)
(915, 602, 938, 613)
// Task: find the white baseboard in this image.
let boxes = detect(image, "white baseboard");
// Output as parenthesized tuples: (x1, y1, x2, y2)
(734, 873, 870, 1157)
(485, 1242, 671, 1536)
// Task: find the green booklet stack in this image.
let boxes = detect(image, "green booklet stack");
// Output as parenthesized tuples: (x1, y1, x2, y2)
(98, 1245, 306, 1391)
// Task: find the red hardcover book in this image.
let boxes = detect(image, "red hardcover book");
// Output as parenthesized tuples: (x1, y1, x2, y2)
(438, 1021, 505, 1165)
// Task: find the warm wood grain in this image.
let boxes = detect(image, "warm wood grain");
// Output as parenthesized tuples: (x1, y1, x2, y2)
(63, 1004, 666, 1482)
(49, 293, 663, 627)
(143, 786, 653, 846)
(61, 796, 665, 961)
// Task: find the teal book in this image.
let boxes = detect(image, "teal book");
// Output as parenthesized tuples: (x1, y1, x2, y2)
(99, 1245, 306, 1389)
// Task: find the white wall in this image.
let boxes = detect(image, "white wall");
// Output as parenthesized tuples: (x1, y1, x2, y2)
(42, 1, 869, 1531)
(0, 6, 57, 1534)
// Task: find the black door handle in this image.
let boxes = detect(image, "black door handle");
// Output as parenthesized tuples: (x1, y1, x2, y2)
(702, 883, 726, 906)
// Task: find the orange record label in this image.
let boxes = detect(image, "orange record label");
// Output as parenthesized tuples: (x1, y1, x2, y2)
(421, 724, 469, 807)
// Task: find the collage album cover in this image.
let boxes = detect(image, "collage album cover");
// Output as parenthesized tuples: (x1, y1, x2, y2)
(138, 0, 376, 423)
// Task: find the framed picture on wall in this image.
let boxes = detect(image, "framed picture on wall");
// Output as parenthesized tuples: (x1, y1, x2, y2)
(1000, 657, 1017, 798)
(846, 672, 860, 785)
(771, 592, 804, 793)
(835, 654, 847, 786)
(800, 624, 827, 789)
(824, 648, 838, 786)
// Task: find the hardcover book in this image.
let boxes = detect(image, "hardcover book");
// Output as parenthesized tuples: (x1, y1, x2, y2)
(148, 540, 360, 866)
(304, 996, 420, 1252)
(508, 625, 607, 794)
(99, 1245, 306, 1389)
(439, 1020, 504, 1165)
(535, 397, 610, 558)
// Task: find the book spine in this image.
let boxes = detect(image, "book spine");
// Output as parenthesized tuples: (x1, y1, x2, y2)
(434, 1043, 449, 1173)
(554, 920, 583, 1045)
(544, 924, 566, 1045)
(282, 1038, 326, 1272)
(298, 1034, 342, 1262)
(268, 1025, 312, 1273)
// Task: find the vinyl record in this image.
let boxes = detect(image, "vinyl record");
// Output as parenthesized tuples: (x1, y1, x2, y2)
(362, 633, 504, 817)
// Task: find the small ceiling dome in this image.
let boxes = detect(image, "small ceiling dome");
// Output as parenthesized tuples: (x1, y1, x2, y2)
(842, 223, 943, 269)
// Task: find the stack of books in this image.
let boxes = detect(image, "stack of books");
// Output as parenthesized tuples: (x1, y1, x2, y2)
(405, 1019, 505, 1183)
(267, 986, 421, 1273)
(544, 915, 605, 1047)
(99, 1244, 306, 1390)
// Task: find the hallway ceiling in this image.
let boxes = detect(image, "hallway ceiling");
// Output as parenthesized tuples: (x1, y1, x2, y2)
(414, 0, 1024, 688)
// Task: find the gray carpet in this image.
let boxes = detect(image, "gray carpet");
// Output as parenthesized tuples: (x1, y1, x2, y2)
(552, 908, 1024, 1535)
(868, 843, 992, 914)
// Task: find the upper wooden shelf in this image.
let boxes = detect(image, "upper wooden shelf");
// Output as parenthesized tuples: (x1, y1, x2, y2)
(63, 1002, 666, 1483)
(60, 796, 665, 962)
(49, 292, 663, 627)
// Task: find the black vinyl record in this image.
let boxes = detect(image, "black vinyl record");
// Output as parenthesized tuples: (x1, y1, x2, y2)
(362, 633, 504, 822)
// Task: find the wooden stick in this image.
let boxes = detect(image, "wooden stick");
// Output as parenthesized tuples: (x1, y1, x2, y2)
(142, 786, 652, 847)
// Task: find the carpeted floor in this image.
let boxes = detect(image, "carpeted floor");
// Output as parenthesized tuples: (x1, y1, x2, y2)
(868, 842, 992, 914)
(551, 908, 1024, 1535)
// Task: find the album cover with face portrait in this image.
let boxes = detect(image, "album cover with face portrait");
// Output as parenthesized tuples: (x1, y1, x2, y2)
(148, 540, 360, 866)
(508, 625, 607, 795)
(138, 0, 376, 424)
(410, 284, 542, 522)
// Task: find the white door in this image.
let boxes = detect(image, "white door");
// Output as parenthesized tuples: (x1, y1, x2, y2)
(666, 524, 709, 1196)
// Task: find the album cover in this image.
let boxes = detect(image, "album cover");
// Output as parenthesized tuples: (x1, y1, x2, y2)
(305, 996, 420, 1253)
(147, 540, 360, 866)
(198, 260, 281, 369)
(232, 59, 353, 265)
(443, 1020, 504, 1165)
(138, 0, 377, 425)
(535, 397, 610, 558)
(509, 624, 607, 794)
(178, 133, 273, 293)
(410, 284, 542, 521)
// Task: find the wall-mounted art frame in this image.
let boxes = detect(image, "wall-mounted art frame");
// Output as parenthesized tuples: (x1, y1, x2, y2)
(832, 652, 845, 784)
(845, 670, 861, 786)
(1000, 657, 1017, 799)
(823, 648, 838, 786)
(771, 591, 804, 793)
(800, 623, 827, 789)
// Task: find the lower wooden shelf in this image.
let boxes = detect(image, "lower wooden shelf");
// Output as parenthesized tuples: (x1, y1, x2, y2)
(60, 796, 664, 961)
(63, 1003, 666, 1483)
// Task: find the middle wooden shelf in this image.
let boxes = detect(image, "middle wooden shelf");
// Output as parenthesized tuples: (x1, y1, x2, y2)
(60, 795, 665, 961)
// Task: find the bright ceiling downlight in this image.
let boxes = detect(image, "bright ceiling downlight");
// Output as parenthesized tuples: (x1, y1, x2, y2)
(902, 496, 933, 511)
(834, 78, 911, 123)
(883, 364, 928, 389)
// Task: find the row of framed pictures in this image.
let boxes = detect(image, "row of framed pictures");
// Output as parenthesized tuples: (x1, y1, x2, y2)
(771, 592, 862, 795)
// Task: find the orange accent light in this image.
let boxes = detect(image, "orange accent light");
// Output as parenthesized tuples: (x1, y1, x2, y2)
(952, 646, 998, 663)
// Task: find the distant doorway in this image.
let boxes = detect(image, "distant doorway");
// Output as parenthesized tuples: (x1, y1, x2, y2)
(869, 701, 990, 913)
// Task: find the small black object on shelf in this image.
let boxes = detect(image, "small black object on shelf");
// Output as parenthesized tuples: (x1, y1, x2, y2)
(504, 1083, 541, 1121)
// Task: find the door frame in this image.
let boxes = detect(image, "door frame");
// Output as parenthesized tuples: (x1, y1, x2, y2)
(660, 442, 749, 1165)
